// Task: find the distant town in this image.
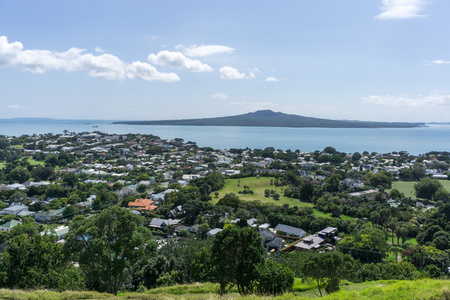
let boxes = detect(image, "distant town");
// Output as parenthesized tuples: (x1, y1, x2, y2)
(0, 131, 448, 296)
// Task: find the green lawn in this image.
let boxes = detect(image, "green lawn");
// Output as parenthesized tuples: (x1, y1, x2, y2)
(212, 177, 314, 208)
(10, 145, 23, 149)
(25, 157, 45, 166)
(390, 180, 450, 198)
(213, 177, 355, 220)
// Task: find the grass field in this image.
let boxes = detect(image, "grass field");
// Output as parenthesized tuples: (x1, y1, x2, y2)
(212, 177, 314, 208)
(213, 177, 355, 220)
(390, 180, 450, 198)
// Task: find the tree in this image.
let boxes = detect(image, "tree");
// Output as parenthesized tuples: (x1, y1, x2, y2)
(62, 173, 78, 188)
(64, 207, 156, 295)
(414, 178, 443, 200)
(62, 205, 80, 219)
(255, 260, 294, 295)
(211, 226, 265, 295)
(1, 233, 85, 290)
(217, 193, 240, 211)
(31, 166, 54, 181)
(363, 171, 392, 189)
(8, 191, 28, 203)
(9, 166, 30, 183)
(412, 166, 426, 181)
(303, 251, 355, 296)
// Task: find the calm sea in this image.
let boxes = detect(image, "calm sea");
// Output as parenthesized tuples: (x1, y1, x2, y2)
(1, 119, 449, 155)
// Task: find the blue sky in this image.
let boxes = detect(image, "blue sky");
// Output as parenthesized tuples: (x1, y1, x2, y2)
(1, 0, 449, 122)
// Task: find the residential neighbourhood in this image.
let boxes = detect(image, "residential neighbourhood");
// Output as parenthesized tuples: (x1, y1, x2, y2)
(0, 132, 449, 294)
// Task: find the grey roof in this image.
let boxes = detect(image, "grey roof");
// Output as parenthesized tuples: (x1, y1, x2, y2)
(266, 237, 284, 250)
(206, 228, 222, 236)
(260, 230, 276, 241)
(150, 218, 166, 227)
(274, 224, 306, 238)
(294, 235, 325, 250)
(318, 227, 337, 234)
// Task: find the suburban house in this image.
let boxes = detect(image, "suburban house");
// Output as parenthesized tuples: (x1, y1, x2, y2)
(128, 198, 158, 211)
(206, 228, 222, 237)
(294, 227, 338, 252)
(230, 218, 258, 227)
(0, 220, 22, 232)
(274, 224, 306, 238)
(34, 208, 65, 222)
(1, 203, 29, 215)
(260, 230, 284, 252)
(149, 218, 181, 229)
(41, 225, 69, 241)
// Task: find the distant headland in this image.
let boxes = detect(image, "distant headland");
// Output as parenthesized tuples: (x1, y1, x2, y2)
(113, 110, 425, 128)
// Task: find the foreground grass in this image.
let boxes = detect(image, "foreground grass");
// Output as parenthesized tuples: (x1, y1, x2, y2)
(1, 279, 449, 299)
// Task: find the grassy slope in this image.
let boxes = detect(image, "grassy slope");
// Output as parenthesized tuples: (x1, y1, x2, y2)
(212, 177, 314, 208)
(213, 177, 355, 220)
(390, 180, 450, 198)
(1, 279, 449, 299)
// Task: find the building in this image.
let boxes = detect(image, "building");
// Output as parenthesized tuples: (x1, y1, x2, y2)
(274, 224, 306, 238)
(0, 220, 22, 232)
(1, 203, 29, 215)
(128, 198, 157, 211)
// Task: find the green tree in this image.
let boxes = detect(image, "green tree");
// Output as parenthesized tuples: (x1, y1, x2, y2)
(414, 178, 443, 200)
(64, 207, 156, 295)
(211, 226, 265, 295)
(303, 251, 355, 296)
(1, 233, 84, 290)
(31, 166, 54, 181)
(9, 166, 30, 183)
(412, 166, 426, 181)
(255, 260, 294, 295)
(62, 173, 78, 188)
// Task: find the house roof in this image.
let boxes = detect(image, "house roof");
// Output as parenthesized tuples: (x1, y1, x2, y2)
(207, 228, 222, 236)
(266, 237, 284, 249)
(128, 198, 157, 211)
(274, 224, 306, 238)
(294, 235, 325, 250)
(0, 220, 22, 229)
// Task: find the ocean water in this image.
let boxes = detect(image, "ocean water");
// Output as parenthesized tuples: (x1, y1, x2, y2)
(0, 118, 449, 155)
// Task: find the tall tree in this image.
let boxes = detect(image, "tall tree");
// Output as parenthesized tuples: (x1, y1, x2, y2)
(211, 226, 265, 295)
(64, 206, 156, 295)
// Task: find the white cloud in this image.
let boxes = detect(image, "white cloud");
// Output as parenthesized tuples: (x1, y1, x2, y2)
(211, 93, 227, 100)
(95, 46, 104, 53)
(0, 36, 125, 79)
(265, 76, 280, 82)
(175, 44, 234, 57)
(220, 66, 246, 79)
(0, 36, 186, 82)
(8, 104, 19, 109)
(147, 50, 213, 72)
(429, 60, 450, 65)
(125, 61, 180, 82)
(219, 66, 256, 80)
(375, 0, 428, 20)
(362, 93, 450, 107)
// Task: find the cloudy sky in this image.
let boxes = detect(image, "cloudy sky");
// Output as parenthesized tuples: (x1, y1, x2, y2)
(1, 0, 450, 122)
